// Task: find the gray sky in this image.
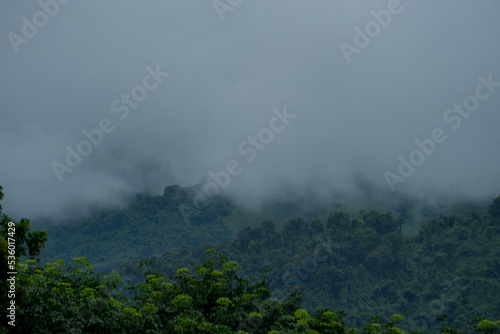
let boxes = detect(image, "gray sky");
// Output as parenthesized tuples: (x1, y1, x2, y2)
(1, 0, 499, 220)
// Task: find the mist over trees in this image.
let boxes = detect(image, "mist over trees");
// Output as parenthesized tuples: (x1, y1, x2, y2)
(1, 185, 500, 333)
(1, 3, 500, 333)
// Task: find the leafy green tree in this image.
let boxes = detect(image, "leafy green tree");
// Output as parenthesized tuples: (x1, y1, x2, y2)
(474, 319, 500, 333)
(0, 185, 47, 331)
(437, 314, 463, 334)
(17, 258, 124, 333)
(362, 315, 404, 334)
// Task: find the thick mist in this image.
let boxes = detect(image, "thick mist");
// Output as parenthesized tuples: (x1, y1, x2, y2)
(1, 0, 499, 220)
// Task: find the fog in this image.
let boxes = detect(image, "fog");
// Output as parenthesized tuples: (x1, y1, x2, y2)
(1, 0, 499, 221)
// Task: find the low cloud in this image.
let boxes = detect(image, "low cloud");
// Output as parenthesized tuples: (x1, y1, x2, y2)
(1, 0, 499, 221)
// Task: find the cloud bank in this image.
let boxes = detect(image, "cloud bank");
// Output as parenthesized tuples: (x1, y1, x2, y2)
(1, 0, 499, 220)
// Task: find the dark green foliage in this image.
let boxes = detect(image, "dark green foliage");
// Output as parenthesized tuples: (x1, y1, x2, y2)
(118, 197, 500, 332)
(489, 195, 500, 219)
(15, 249, 360, 333)
(2, 185, 499, 333)
(16, 258, 124, 333)
(38, 185, 235, 272)
(0, 185, 47, 330)
(13, 251, 497, 333)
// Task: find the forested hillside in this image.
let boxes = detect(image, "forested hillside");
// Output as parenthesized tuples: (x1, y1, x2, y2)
(2, 185, 499, 332)
(36, 184, 488, 273)
(38, 185, 236, 272)
(119, 201, 500, 332)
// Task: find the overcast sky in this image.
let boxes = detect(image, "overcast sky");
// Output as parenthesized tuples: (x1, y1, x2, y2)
(1, 0, 499, 220)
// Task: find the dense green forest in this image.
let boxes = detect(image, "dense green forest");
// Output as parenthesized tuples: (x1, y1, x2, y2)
(1, 184, 500, 333)
(115, 193, 500, 332)
(36, 185, 488, 273)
